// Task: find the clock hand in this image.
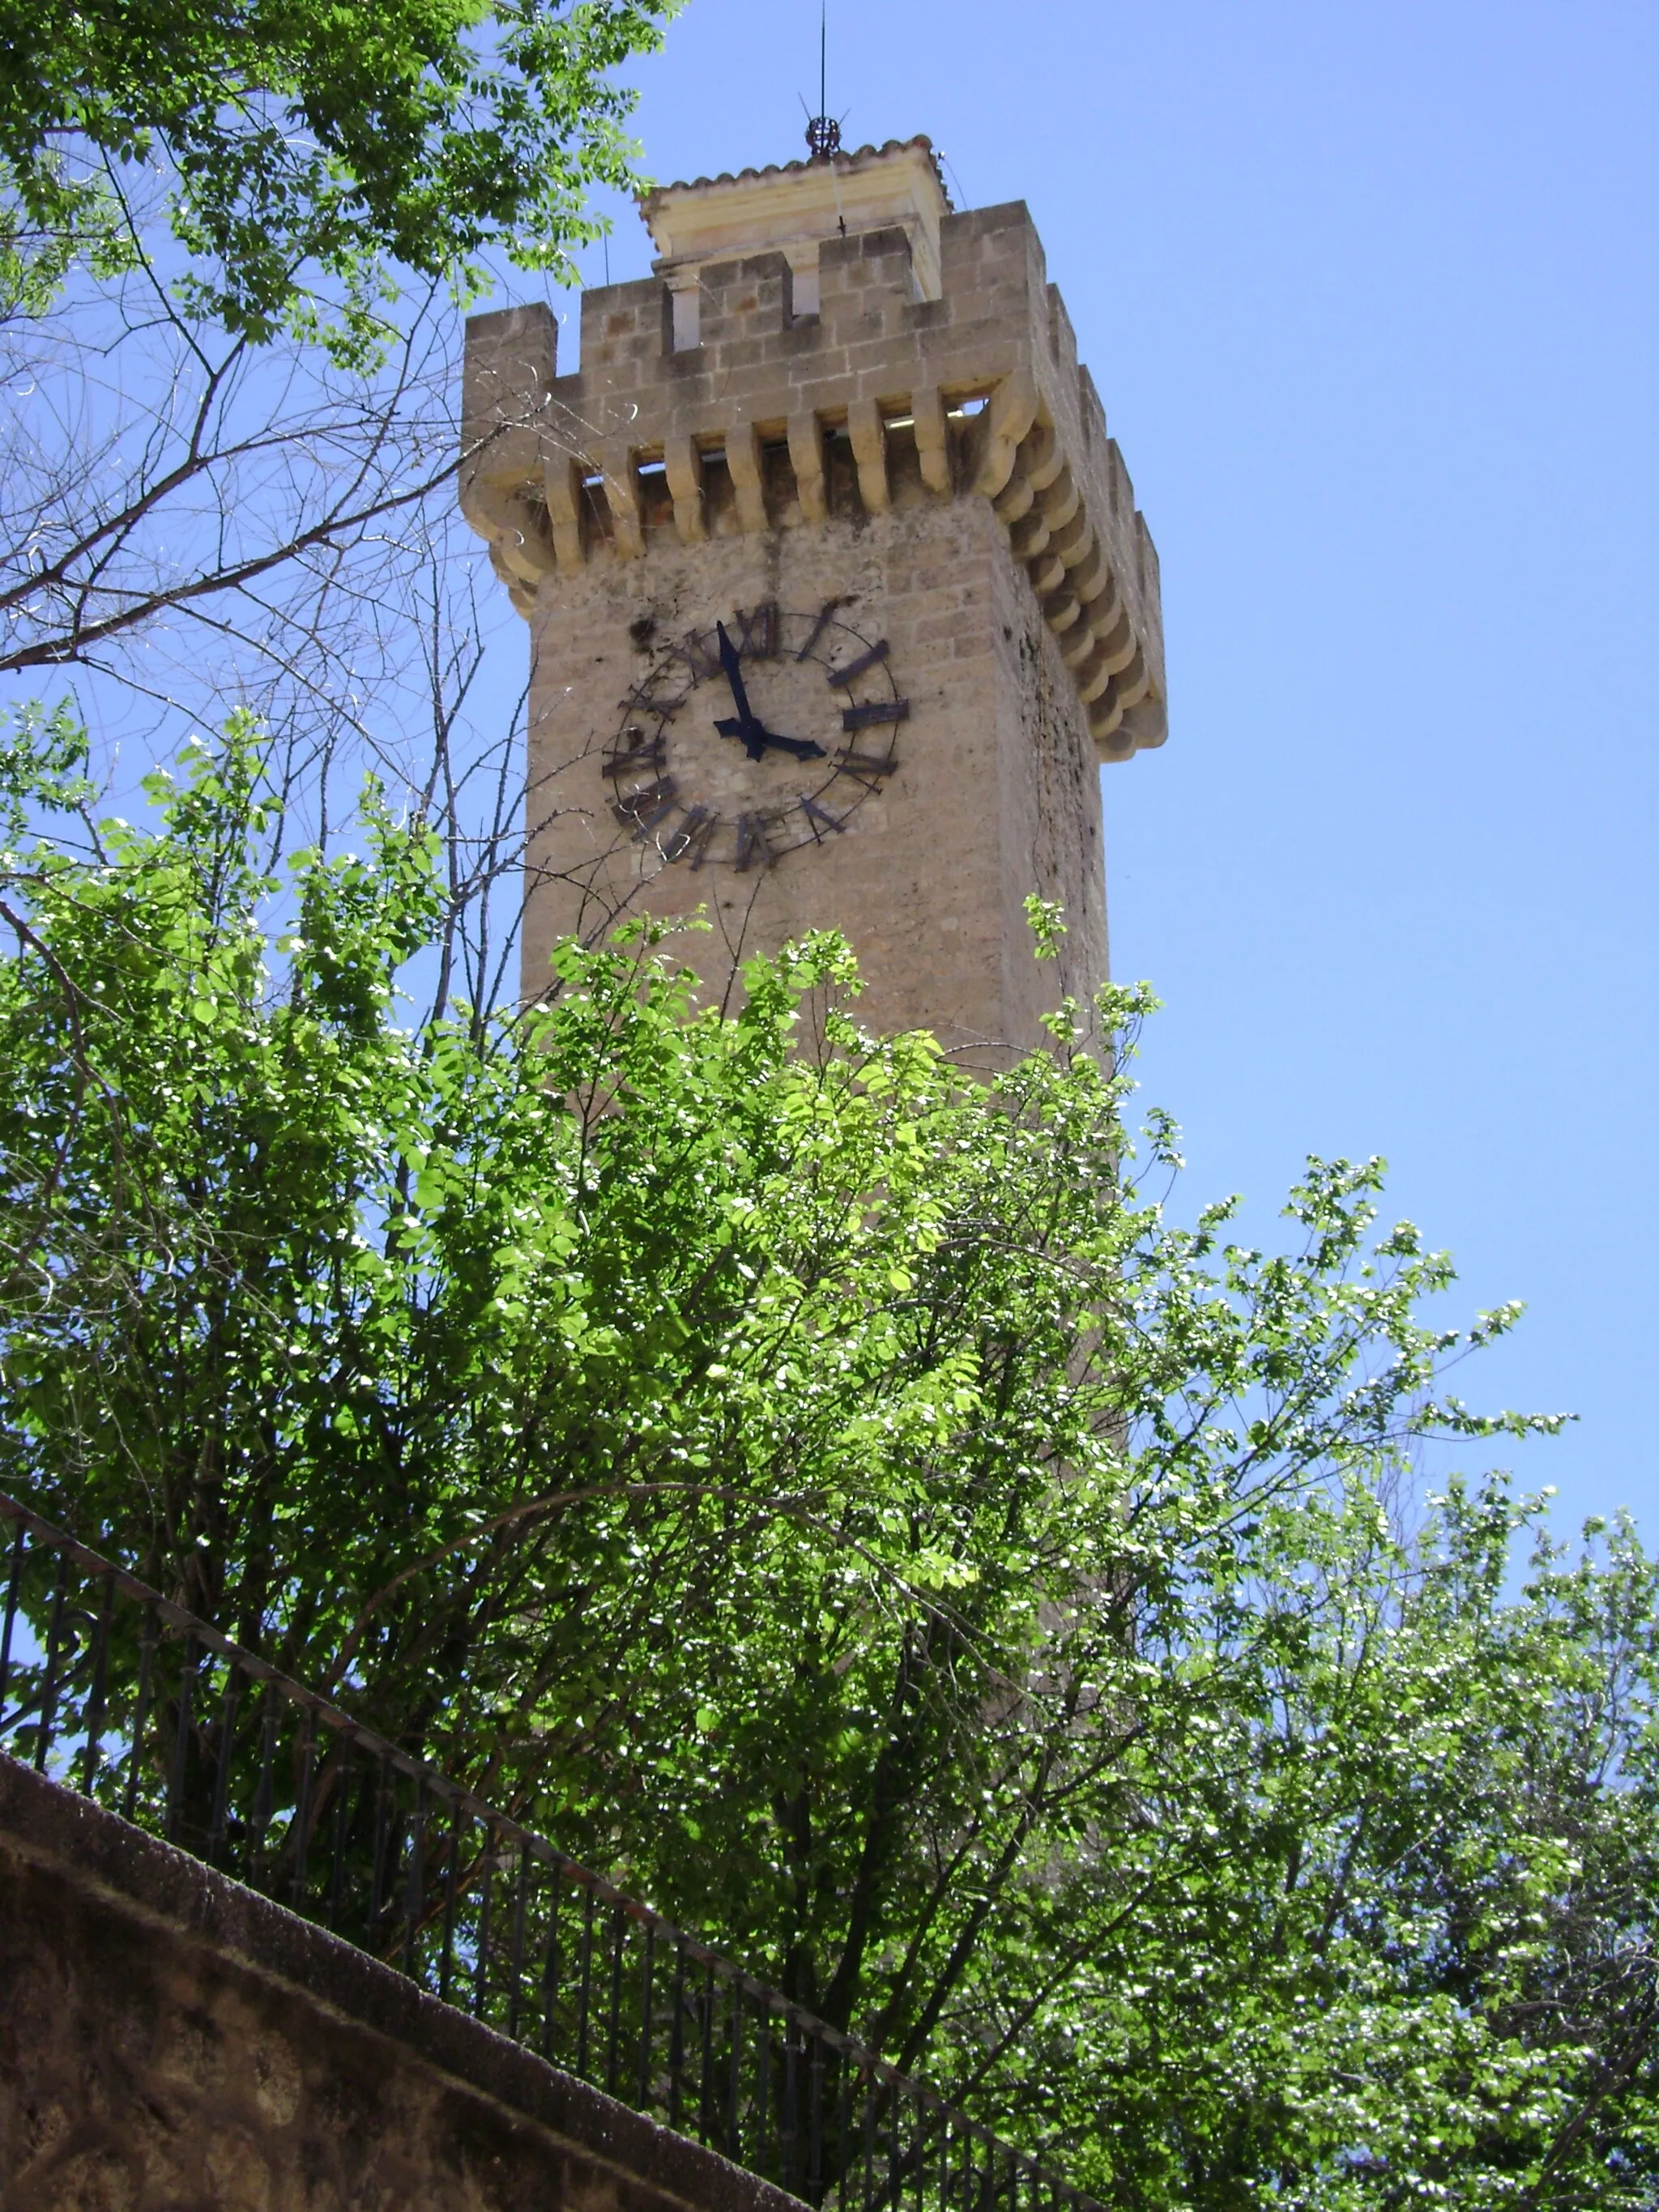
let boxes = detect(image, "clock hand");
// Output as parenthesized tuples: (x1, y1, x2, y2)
(754, 728, 827, 761)
(714, 717, 826, 762)
(715, 620, 761, 734)
(714, 714, 769, 762)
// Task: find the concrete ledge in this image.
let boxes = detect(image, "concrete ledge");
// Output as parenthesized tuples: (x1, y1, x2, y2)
(0, 1752, 804, 2212)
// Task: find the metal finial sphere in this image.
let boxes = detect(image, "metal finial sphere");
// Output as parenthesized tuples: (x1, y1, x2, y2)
(805, 114, 842, 158)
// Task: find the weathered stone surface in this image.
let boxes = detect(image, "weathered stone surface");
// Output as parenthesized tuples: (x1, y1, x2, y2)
(0, 1754, 803, 2212)
(461, 140, 1164, 1058)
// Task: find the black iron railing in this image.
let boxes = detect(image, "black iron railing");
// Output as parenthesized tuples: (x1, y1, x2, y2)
(0, 1492, 1096, 2212)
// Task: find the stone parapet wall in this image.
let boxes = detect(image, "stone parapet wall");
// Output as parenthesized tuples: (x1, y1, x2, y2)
(461, 204, 1166, 764)
(0, 1754, 804, 2212)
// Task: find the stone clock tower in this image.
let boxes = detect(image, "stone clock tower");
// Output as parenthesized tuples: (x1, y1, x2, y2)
(461, 137, 1165, 1063)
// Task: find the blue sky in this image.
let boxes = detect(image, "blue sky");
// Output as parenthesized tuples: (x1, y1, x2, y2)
(522, 0, 1658, 1537)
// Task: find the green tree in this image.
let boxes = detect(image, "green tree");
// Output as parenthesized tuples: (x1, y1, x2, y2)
(6, 723, 1653, 2207)
(1, 0, 679, 348)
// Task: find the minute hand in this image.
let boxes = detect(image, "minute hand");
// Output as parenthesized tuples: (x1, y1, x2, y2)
(714, 620, 766, 758)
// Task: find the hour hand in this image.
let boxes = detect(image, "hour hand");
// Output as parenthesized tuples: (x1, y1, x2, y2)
(714, 718, 825, 762)
(755, 728, 826, 761)
(714, 713, 768, 761)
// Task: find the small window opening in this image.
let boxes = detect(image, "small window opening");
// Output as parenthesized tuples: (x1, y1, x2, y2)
(636, 454, 672, 531)
(700, 448, 737, 531)
(579, 472, 612, 543)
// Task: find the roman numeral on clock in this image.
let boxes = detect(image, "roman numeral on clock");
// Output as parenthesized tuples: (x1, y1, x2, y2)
(613, 775, 677, 830)
(798, 793, 846, 840)
(827, 637, 889, 687)
(603, 735, 665, 778)
(665, 632, 721, 681)
(735, 812, 773, 872)
(734, 600, 778, 658)
(795, 597, 847, 662)
(667, 804, 719, 867)
(842, 697, 910, 732)
(838, 750, 900, 794)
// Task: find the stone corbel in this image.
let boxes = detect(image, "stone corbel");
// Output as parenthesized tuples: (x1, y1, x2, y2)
(1075, 654, 1117, 705)
(1022, 421, 1065, 494)
(1112, 643, 1153, 708)
(601, 444, 646, 557)
(912, 386, 952, 494)
(1047, 509, 1093, 569)
(1090, 693, 1128, 749)
(1094, 603, 1140, 676)
(602, 444, 645, 560)
(972, 371, 1039, 499)
(993, 473, 1036, 524)
(663, 437, 706, 544)
(1026, 549, 1067, 596)
(459, 475, 556, 590)
(1039, 463, 1080, 533)
(847, 400, 890, 514)
(1010, 509, 1050, 561)
(543, 456, 585, 570)
(787, 411, 827, 522)
(727, 421, 769, 533)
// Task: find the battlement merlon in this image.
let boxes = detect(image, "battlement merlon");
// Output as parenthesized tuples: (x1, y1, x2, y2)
(459, 203, 1166, 761)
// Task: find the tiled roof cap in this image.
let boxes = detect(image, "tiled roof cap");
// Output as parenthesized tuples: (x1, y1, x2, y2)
(639, 136, 952, 221)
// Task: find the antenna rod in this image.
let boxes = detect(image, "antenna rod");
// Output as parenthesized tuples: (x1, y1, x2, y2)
(805, 4, 842, 158)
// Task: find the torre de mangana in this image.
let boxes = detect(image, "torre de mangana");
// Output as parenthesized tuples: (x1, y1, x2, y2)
(461, 137, 1165, 1063)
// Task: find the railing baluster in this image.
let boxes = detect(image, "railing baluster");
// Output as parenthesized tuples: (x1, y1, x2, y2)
(756, 2003, 771, 2180)
(121, 1600, 158, 1822)
(79, 1571, 114, 1796)
(473, 1822, 496, 2020)
(812, 2030, 826, 2201)
(327, 1748, 358, 1930)
(367, 1753, 394, 1935)
(507, 1839, 531, 2039)
(207, 1663, 241, 1864)
(33, 1549, 70, 1773)
(576, 1881, 597, 2079)
(668, 1937, 687, 2133)
(439, 1801, 464, 2009)
(538, 1862, 561, 2061)
(291, 1706, 318, 1909)
(402, 1774, 425, 1978)
(836, 2039, 852, 2206)
(604, 1901, 625, 2096)
(249, 1697, 278, 1882)
(0, 1515, 26, 1723)
(783, 2016, 799, 2195)
(164, 1633, 196, 1835)
(863, 2066, 876, 2212)
(697, 1957, 715, 2144)
(725, 1975, 744, 2159)
(637, 1920, 655, 2109)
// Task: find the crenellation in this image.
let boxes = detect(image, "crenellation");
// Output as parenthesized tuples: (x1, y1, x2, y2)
(697, 249, 795, 348)
(578, 276, 671, 375)
(461, 156, 1167, 997)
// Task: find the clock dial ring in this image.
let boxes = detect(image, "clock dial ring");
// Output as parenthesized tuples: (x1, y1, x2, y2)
(603, 602, 906, 872)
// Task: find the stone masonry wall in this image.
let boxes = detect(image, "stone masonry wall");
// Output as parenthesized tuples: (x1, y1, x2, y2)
(462, 193, 1156, 1054)
(0, 1754, 804, 2212)
(518, 495, 1107, 1061)
(462, 205, 1166, 765)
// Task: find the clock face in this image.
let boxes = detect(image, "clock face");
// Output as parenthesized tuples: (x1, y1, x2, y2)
(604, 600, 908, 872)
